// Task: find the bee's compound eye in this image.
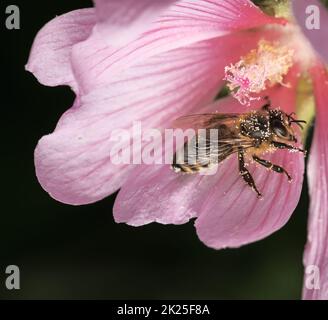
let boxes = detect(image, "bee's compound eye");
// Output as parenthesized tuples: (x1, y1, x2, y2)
(272, 120, 288, 138)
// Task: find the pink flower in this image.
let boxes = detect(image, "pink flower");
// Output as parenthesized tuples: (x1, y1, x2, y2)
(27, 0, 328, 299)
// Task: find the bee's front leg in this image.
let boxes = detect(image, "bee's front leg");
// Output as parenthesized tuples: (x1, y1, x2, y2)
(238, 149, 262, 198)
(253, 156, 292, 182)
(271, 141, 306, 154)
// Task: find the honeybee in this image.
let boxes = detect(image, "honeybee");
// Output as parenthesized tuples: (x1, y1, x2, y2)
(172, 99, 306, 198)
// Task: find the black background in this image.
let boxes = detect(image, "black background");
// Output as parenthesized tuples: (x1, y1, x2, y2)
(0, 0, 311, 299)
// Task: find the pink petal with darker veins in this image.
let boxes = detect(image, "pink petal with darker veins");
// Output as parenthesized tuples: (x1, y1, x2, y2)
(196, 73, 305, 249)
(302, 65, 328, 300)
(72, 0, 283, 93)
(195, 146, 304, 249)
(26, 9, 96, 92)
(35, 31, 260, 205)
(93, 0, 176, 47)
(115, 70, 304, 248)
(292, 0, 328, 63)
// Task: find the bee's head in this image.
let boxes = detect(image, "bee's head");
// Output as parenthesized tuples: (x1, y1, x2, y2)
(269, 109, 306, 143)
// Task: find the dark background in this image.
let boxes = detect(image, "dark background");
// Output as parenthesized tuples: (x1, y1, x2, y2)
(0, 0, 312, 299)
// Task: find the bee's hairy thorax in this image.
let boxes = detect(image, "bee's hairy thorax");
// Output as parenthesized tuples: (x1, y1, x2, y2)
(238, 112, 272, 147)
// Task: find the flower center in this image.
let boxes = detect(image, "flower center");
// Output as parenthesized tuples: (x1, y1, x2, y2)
(224, 40, 294, 106)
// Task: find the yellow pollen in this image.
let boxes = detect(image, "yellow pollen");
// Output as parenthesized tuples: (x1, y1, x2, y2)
(224, 40, 294, 106)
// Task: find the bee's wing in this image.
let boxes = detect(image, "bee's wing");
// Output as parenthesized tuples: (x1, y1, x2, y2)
(173, 135, 254, 173)
(172, 113, 254, 173)
(172, 113, 240, 131)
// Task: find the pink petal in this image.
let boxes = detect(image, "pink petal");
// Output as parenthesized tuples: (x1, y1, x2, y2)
(114, 165, 213, 226)
(292, 0, 328, 63)
(35, 31, 259, 205)
(115, 71, 305, 248)
(72, 0, 283, 93)
(302, 65, 328, 300)
(26, 9, 96, 91)
(93, 0, 176, 46)
(196, 74, 305, 249)
(195, 147, 304, 249)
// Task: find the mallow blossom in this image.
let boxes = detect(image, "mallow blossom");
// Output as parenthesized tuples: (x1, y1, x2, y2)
(26, 0, 328, 299)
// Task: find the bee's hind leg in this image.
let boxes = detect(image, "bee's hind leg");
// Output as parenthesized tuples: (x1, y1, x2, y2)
(238, 149, 262, 198)
(253, 155, 292, 182)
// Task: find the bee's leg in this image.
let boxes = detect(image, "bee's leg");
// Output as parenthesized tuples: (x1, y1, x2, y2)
(271, 141, 306, 154)
(238, 149, 262, 198)
(253, 156, 292, 182)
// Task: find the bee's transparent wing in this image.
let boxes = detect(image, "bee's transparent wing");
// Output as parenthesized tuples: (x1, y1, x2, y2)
(171, 113, 240, 131)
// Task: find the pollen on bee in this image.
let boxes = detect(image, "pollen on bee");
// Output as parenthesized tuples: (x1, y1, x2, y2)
(224, 40, 294, 106)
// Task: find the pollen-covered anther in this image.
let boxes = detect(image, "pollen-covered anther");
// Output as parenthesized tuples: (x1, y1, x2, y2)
(224, 40, 294, 106)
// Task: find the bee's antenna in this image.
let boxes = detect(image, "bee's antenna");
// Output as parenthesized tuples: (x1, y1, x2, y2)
(290, 119, 307, 130)
(287, 112, 306, 128)
(291, 120, 307, 124)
